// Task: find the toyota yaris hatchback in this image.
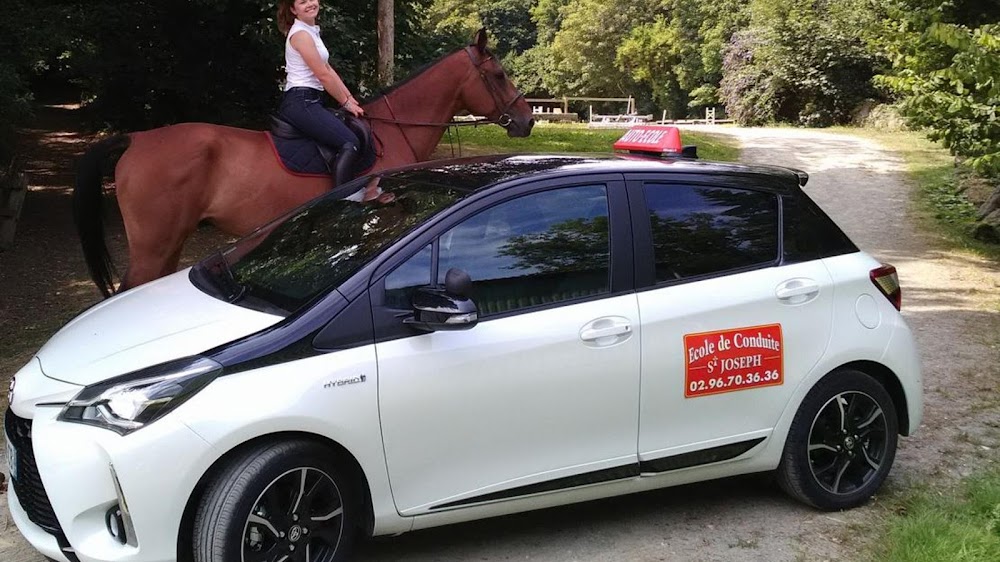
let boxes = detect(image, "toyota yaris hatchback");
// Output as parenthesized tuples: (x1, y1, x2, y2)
(5, 152, 921, 562)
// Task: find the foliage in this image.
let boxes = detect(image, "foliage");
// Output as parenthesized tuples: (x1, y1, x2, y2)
(479, 0, 538, 57)
(0, 0, 90, 163)
(617, 1, 747, 118)
(719, 0, 881, 127)
(719, 30, 777, 126)
(505, 45, 557, 97)
(544, 0, 656, 97)
(876, 4, 1000, 178)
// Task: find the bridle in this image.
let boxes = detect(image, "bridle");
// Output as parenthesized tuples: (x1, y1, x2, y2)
(463, 46, 525, 129)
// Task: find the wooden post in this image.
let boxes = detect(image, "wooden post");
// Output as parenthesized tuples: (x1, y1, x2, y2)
(562, 95, 568, 114)
(0, 169, 27, 251)
(376, 0, 394, 87)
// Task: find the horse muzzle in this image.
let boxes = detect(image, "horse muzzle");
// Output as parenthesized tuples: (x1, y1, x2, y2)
(503, 115, 535, 138)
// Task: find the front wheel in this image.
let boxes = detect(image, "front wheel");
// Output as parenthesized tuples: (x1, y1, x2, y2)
(193, 440, 360, 562)
(777, 369, 898, 510)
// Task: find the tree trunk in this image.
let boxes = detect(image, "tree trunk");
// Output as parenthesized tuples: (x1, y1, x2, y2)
(377, 0, 394, 87)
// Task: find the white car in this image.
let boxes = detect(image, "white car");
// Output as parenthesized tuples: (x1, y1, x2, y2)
(6, 150, 921, 562)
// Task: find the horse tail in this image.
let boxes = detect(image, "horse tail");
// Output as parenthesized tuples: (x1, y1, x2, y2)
(73, 134, 131, 298)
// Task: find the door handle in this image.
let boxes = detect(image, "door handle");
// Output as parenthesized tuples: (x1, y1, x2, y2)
(580, 318, 632, 342)
(775, 278, 820, 303)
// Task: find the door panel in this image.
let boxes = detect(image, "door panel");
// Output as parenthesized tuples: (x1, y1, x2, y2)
(375, 181, 640, 515)
(632, 181, 834, 460)
(637, 262, 834, 458)
(377, 295, 640, 514)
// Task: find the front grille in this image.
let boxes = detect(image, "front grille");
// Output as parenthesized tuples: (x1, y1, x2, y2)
(4, 409, 63, 534)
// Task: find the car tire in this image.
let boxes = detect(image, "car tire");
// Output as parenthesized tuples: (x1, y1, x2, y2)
(777, 369, 898, 510)
(193, 439, 359, 562)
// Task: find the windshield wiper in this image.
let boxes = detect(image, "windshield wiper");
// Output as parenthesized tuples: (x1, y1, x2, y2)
(203, 251, 246, 303)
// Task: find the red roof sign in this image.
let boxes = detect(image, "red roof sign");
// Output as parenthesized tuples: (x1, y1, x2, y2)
(613, 125, 683, 154)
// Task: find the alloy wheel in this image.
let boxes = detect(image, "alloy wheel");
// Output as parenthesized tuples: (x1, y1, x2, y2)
(241, 467, 346, 562)
(807, 391, 889, 495)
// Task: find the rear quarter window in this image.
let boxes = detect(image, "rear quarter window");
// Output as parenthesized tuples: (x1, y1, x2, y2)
(782, 192, 858, 263)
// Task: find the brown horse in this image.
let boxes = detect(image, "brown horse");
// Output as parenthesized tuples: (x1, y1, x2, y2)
(74, 29, 534, 298)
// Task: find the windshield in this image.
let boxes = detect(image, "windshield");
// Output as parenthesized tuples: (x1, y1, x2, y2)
(197, 176, 469, 312)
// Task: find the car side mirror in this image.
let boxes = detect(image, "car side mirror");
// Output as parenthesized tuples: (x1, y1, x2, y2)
(404, 268, 478, 332)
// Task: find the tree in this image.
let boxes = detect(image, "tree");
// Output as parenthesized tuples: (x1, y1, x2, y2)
(616, 1, 742, 118)
(377, 0, 395, 86)
(544, 0, 656, 97)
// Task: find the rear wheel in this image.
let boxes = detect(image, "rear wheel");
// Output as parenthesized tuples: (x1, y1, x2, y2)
(777, 369, 898, 510)
(193, 440, 359, 562)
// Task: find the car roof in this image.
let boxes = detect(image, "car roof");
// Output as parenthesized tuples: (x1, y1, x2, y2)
(384, 153, 806, 194)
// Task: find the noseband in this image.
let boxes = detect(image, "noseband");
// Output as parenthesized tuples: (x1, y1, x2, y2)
(463, 46, 525, 129)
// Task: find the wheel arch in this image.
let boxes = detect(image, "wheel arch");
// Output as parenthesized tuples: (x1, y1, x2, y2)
(175, 431, 375, 562)
(836, 360, 910, 436)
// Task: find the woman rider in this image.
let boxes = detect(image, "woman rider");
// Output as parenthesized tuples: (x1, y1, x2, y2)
(276, 0, 363, 186)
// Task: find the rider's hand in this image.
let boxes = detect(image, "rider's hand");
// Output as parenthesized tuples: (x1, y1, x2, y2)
(345, 99, 364, 118)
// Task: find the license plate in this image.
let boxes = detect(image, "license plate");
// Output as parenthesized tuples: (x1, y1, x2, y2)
(6, 437, 17, 483)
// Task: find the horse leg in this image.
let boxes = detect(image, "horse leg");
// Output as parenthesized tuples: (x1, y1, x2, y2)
(118, 220, 197, 292)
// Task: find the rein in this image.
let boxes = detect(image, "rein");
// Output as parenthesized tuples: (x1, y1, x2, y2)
(364, 115, 493, 128)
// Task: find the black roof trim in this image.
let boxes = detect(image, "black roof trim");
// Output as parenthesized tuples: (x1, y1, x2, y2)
(373, 153, 807, 194)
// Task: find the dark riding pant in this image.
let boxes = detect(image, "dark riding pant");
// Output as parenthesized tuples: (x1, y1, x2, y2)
(278, 87, 359, 149)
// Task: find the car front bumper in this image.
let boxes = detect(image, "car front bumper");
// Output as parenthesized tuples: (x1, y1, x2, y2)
(6, 405, 214, 562)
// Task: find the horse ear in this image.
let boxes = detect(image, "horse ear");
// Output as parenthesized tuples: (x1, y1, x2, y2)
(474, 27, 488, 53)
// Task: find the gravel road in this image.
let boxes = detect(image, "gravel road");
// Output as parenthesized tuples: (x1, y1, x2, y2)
(3, 126, 998, 562)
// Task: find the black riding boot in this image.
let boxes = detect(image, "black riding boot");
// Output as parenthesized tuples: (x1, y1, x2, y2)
(333, 142, 359, 187)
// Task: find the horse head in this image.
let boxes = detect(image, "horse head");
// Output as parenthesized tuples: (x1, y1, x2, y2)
(459, 28, 534, 138)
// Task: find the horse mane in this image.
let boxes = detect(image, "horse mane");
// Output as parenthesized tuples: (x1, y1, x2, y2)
(361, 45, 494, 103)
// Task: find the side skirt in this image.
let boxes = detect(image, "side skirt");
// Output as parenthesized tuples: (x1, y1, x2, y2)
(429, 437, 766, 511)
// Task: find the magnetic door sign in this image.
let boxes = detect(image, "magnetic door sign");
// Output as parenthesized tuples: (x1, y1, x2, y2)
(684, 324, 783, 398)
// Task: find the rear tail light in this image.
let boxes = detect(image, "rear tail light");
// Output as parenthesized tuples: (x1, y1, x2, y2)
(870, 264, 901, 310)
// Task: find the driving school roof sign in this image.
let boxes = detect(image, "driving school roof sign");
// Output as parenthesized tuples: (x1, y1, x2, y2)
(613, 125, 683, 155)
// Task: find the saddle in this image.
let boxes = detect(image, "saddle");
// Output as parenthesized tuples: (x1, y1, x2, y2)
(269, 109, 376, 183)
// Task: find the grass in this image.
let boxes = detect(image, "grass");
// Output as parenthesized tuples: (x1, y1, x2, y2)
(442, 122, 741, 162)
(832, 127, 1000, 261)
(871, 469, 1000, 562)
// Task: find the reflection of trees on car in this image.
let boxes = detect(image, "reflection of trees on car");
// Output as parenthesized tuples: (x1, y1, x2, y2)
(649, 187, 776, 279)
(497, 216, 609, 274)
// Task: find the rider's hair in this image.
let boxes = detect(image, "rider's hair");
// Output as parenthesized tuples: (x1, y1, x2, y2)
(276, 0, 297, 35)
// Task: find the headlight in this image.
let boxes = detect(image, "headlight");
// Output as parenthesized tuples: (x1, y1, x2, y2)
(59, 356, 222, 435)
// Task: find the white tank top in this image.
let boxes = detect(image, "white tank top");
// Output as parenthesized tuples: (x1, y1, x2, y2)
(284, 19, 328, 91)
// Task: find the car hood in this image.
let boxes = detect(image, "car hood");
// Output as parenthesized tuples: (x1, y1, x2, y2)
(36, 269, 284, 386)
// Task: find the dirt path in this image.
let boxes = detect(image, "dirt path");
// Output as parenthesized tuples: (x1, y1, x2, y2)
(2, 117, 999, 561)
